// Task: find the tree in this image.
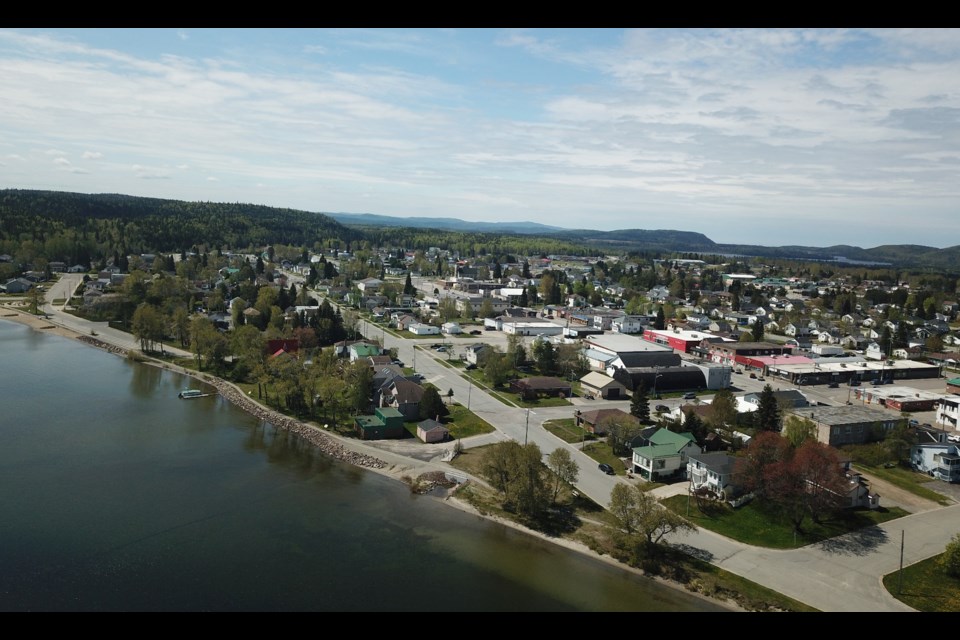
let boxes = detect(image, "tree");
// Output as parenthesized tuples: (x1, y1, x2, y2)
(480, 441, 549, 519)
(790, 439, 847, 525)
(783, 415, 817, 448)
(420, 385, 449, 421)
(546, 448, 579, 504)
(752, 319, 765, 342)
(655, 306, 665, 330)
(608, 483, 695, 544)
(446, 387, 454, 405)
(755, 384, 782, 432)
(479, 298, 496, 319)
(482, 350, 511, 388)
(606, 416, 643, 457)
(630, 383, 651, 423)
(940, 533, 960, 578)
(532, 339, 559, 376)
(403, 272, 415, 295)
(131, 302, 165, 352)
(707, 388, 738, 431)
(733, 430, 791, 500)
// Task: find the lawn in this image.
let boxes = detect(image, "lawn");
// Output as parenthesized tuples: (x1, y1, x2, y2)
(883, 553, 960, 612)
(854, 463, 953, 506)
(444, 402, 496, 439)
(661, 495, 910, 549)
(581, 441, 629, 475)
(543, 418, 599, 446)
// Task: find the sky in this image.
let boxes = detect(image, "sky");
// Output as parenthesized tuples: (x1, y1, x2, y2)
(1, 28, 959, 249)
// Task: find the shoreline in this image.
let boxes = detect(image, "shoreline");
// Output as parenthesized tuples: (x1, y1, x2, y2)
(0, 308, 744, 612)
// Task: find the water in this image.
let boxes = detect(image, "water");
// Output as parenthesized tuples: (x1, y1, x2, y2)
(0, 320, 726, 612)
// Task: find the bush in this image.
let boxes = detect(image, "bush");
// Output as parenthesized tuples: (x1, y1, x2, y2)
(939, 533, 960, 578)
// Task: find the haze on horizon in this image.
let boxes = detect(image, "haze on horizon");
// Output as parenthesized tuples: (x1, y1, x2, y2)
(1, 28, 959, 249)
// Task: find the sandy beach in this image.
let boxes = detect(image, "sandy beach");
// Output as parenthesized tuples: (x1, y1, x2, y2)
(0, 304, 744, 611)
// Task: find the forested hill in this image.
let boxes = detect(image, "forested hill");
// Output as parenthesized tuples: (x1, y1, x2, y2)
(0, 189, 357, 256)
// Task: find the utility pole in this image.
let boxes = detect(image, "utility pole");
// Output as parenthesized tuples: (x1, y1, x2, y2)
(525, 408, 530, 445)
(898, 530, 905, 595)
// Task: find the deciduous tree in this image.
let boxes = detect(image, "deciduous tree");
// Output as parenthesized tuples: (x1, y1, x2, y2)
(546, 448, 579, 504)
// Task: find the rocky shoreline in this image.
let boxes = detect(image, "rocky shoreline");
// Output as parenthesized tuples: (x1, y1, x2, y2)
(205, 376, 389, 471)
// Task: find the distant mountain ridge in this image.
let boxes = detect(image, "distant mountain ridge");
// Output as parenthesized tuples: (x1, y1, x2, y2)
(327, 212, 564, 234)
(1, 189, 957, 269)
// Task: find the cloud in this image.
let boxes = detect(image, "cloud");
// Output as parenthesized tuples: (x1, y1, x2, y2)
(45, 148, 66, 156)
(206, 176, 218, 181)
(177, 30, 188, 41)
(82, 151, 103, 159)
(303, 44, 326, 55)
(176, 164, 190, 170)
(53, 157, 71, 166)
(132, 164, 171, 179)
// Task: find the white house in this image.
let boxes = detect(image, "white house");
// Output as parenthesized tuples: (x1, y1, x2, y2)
(936, 395, 960, 432)
(408, 323, 441, 335)
(687, 451, 740, 501)
(910, 442, 960, 482)
(441, 322, 462, 335)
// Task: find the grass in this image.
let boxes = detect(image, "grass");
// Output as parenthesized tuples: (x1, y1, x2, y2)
(882, 553, 960, 612)
(445, 402, 496, 439)
(661, 495, 910, 549)
(543, 418, 600, 446)
(854, 463, 954, 506)
(581, 441, 629, 475)
(447, 443, 817, 612)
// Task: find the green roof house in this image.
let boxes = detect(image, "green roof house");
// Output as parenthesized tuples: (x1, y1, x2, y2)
(631, 428, 700, 481)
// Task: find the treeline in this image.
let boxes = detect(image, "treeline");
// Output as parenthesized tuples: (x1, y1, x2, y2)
(0, 189, 360, 268)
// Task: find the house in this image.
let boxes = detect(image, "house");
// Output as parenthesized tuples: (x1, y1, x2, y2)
(579, 371, 628, 400)
(356, 277, 383, 293)
(464, 343, 490, 365)
(910, 442, 960, 483)
(838, 460, 881, 509)
(382, 378, 425, 421)
(574, 408, 639, 436)
(742, 389, 810, 409)
(509, 376, 572, 400)
(2, 278, 33, 293)
(408, 323, 441, 336)
(417, 418, 449, 444)
(354, 407, 405, 440)
(630, 428, 701, 481)
(349, 342, 382, 361)
(687, 451, 740, 501)
(441, 322, 462, 335)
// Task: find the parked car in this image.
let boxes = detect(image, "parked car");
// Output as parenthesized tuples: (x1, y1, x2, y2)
(655, 404, 670, 413)
(435, 346, 446, 352)
(465, 363, 477, 370)
(598, 463, 615, 475)
(849, 379, 861, 386)
(683, 392, 697, 400)
(749, 372, 757, 379)
(828, 381, 839, 388)
(469, 330, 482, 335)
(908, 419, 920, 427)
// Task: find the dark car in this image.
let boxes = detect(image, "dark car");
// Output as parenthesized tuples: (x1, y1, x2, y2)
(598, 463, 615, 475)
(827, 381, 839, 388)
(849, 379, 861, 386)
(465, 363, 477, 370)
(469, 330, 482, 335)
(655, 404, 670, 413)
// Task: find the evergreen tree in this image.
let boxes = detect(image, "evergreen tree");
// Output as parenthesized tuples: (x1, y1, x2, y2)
(519, 288, 529, 307)
(493, 261, 502, 280)
(755, 384, 782, 432)
(752, 319, 764, 342)
(419, 386, 449, 420)
(403, 272, 415, 295)
(655, 306, 666, 330)
(522, 260, 531, 278)
(630, 383, 651, 423)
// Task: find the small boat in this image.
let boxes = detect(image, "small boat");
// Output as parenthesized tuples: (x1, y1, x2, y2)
(178, 389, 208, 399)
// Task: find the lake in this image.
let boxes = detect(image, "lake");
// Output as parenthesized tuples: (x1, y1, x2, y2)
(0, 320, 727, 612)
